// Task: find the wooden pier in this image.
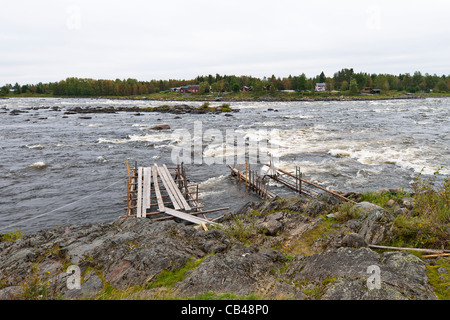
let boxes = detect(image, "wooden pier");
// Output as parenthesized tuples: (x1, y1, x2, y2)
(227, 160, 355, 204)
(265, 163, 356, 204)
(227, 163, 276, 200)
(122, 161, 228, 226)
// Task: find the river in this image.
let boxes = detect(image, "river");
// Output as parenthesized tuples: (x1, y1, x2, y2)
(0, 97, 449, 233)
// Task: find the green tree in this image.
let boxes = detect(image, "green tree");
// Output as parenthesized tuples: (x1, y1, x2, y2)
(0, 86, 10, 96)
(340, 80, 349, 91)
(334, 68, 354, 89)
(199, 81, 210, 93)
(435, 79, 448, 92)
(296, 74, 307, 91)
(319, 71, 326, 83)
(349, 79, 359, 95)
(325, 78, 335, 92)
(375, 75, 390, 91)
(353, 72, 367, 90)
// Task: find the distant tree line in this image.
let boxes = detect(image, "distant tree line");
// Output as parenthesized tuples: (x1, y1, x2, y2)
(1, 69, 449, 96)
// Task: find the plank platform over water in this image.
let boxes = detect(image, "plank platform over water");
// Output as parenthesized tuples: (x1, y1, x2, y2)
(227, 164, 276, 199)
(123, 162, 228, 225)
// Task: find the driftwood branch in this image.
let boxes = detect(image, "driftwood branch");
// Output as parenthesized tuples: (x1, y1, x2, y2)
(368, 244, 450, 254)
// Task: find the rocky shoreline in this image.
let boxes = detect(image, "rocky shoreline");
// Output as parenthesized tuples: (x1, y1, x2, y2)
(0, 191, 447, 300)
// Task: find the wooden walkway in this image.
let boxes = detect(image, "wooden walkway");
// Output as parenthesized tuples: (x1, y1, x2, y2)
(122, 162, 228, 226)
(265, 163, 356, 204)
(227, 164, 276, 199)
(227, 160, 355, 204)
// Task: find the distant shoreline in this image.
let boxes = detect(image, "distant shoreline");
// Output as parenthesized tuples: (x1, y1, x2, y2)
(2, 92, 449, 103)
(99, 94, 428, 103)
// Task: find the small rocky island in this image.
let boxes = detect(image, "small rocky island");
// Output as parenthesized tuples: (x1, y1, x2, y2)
(65, 102, 236, 115)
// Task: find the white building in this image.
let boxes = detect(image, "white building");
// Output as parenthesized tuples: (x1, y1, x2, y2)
(315, 83, 326, 92)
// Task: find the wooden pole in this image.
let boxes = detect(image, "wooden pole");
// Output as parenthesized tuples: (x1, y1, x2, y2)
(422, 253, 450, 258)
(368, 244, 450, 254)
(126, 179, 130, 216)
(126, 159, 131, 181)
(119, 207, 229, 219)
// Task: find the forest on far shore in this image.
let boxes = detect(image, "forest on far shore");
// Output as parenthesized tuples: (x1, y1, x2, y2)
(1, 68, 449, 97)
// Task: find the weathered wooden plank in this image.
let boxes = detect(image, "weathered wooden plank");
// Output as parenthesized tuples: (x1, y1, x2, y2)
(157, 165, 182, 210)
(162, 164, 191, 210)
(152, 165, 165, 212)
(142, 168, 151, 216)
(136, 167, 143, 218)
(164, 208, 217, 225)
(146, 168, 152, 209)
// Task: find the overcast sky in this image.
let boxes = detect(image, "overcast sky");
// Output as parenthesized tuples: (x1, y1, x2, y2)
(1, 0, 449, 85)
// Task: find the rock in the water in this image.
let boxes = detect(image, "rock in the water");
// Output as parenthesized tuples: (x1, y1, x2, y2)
(151, 124, 170, 130)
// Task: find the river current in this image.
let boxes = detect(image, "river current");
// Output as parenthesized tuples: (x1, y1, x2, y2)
(1, 97, 449, 234)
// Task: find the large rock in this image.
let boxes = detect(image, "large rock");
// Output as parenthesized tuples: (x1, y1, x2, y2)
(286, 247, 437, 300)
(0, 197, 439, 300)
(341, 233, 368, 248)
(350, 202, 393, 244)
(0, 218, 235, 297)
(173, 246, 287, 297)
(150, 124, 170, 130)
(0, 286, 23, 300)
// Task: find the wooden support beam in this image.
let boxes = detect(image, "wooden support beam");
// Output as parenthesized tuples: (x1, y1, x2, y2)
(119, 206, 229, 220)
(163, 164, 191, 210)
(157, 165, 181, 210)
(152, 165, 165, 212)
(163, 208, 217, 225)
(143, 167, 151, 214)
(227, 165, 276, 199)
(136, 167, 143, 218)
(368, 244, 449, 254)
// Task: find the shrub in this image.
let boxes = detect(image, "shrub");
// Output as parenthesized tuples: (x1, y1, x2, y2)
(1, 230, 23, 242)
(390, 172, 449, 249)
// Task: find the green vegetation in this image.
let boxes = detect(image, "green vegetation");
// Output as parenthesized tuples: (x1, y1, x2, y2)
(360, 189, 409, 208)
(20, 264, 52, 300)
(355, 174, 449, 251)
(1, 68, 449, 99)
(198, 102, 232, 113)
(1, 230, 23, 242)
(390, 175, 449, 249)
(93, 282, 144, 300)
(426, 258, 450, 300)
(188, 292, 260, 300)
(286, 217, 335, 256)
(219, 214, 264, 245)
(146, 255, 210, 290)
